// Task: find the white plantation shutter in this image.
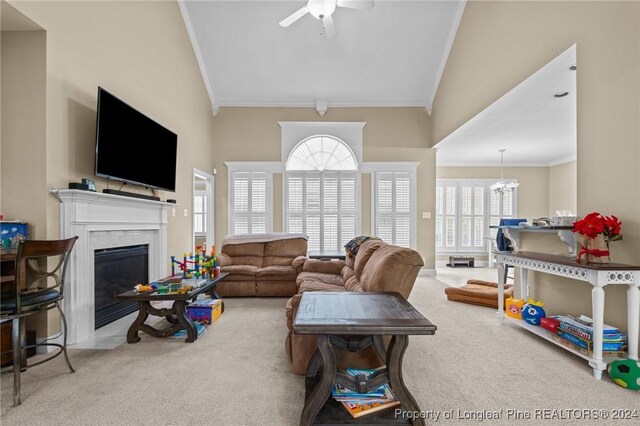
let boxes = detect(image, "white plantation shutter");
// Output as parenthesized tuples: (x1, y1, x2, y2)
(374, 172, 415, 248)
(286, 172, 359, 252)
(436, 179, 516, 253)
(230, 172, 272, 235)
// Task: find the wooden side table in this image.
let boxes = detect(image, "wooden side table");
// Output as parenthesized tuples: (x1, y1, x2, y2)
(293, 292, 437, 426)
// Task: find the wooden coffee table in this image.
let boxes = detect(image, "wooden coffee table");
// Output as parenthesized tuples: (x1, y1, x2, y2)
(114, 272, 228, 343)
(294, 292, 437, 426)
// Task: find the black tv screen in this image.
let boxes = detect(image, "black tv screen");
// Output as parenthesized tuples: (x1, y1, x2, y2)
(95, 87, 177, 192)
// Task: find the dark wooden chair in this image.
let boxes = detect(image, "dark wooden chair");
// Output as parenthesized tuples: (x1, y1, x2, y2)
(0, 237, 78, 406)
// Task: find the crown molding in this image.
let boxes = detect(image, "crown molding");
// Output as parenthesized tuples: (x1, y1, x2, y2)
(216, 100, 428, 108)
(426, 0, 466, 108)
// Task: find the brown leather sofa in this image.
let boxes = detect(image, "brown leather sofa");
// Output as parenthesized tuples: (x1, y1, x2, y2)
(285, 240, 425, 375)
(216, 234, 308, 297)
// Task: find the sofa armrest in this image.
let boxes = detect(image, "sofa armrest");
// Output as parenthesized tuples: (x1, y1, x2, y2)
(302, 258, 345, 275)
(286, 294, 303, 332)
(292, 255, 307, 274)
(216, 253, 232, 267)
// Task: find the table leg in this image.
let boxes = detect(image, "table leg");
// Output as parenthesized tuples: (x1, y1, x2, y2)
(126, 301, 150, 343)
(174, 300, 198, 343)
(165, 314, 179, 324)
(497, 262, 505, 324)
(387, 335, 424, 426)
(300, 335, 336, 426)
(627, 275, 640, 361)
(520, 267, 529, 301)
(590, 279, 606, 380)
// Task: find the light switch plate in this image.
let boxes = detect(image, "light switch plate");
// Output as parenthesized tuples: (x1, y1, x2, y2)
(183, 209, 188, 217)
(422, 212, 431, 219)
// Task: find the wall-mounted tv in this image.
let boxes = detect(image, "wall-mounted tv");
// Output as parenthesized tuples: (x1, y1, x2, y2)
(95, 87, 177, 192)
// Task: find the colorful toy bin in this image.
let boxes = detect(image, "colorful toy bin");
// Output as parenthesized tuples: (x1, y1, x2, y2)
(187, 299, 222, 325)
(1, 221, 28, 249)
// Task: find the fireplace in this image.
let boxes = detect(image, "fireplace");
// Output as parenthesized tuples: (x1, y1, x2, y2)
(94, 245, 149, 329)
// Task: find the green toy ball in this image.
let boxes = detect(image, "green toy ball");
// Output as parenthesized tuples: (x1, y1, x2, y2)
(607, 359, 640, 390)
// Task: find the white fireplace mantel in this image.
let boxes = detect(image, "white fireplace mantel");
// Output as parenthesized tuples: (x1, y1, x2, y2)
(55, 189, 171, 344)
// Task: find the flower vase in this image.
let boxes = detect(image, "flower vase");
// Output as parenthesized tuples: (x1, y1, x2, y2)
(587, 234, 610, 263)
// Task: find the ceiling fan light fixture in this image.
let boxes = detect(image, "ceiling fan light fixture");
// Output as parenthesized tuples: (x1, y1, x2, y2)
(308, 0, 337, 20)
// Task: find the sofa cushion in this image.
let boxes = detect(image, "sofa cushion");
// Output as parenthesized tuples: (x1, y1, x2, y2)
(263, 238, 308, 266)
(296, 271, 344, 287)
(302, 259, 345, 275)
(343, 275, 363, 292)
(360, 244, 424, 297)
(221, 243, 265, 267)
(298, 281, 347, 294)
(257, 265, 297, 280)
(221, 265, 259, 281)
(354, 240, 386, 278)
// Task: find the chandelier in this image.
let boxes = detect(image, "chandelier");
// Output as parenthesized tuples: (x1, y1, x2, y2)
(490, 149, 519, 193)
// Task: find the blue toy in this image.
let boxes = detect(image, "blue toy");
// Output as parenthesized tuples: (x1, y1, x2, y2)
(521, 299, 546, 325)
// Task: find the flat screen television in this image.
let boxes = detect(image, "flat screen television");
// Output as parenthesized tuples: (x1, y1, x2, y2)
(95, 87, 177, 192)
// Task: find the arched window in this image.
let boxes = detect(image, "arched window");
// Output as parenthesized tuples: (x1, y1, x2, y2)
(286, 136, 358, 171)
(285, 136, 359, 253)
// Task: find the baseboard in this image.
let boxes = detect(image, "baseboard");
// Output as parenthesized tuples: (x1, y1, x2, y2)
(436, 260, 489, 268)
(419, 268, 437, 277)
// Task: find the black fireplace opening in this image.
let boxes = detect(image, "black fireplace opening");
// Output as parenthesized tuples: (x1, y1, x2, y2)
(94, 244, 148, 329)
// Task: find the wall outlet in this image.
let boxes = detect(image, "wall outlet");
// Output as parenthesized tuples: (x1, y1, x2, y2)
(183, 209, 188, 217)
(172, 208, 176, 217)
(422, 212, 431, 219)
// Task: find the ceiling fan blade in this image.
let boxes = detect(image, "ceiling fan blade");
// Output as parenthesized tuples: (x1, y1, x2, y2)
(279, 6, 309, 28)
(337, 0, 374, 10)
(322, 15, 336, 39)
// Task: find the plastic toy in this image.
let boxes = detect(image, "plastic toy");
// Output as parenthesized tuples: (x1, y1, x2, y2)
(505, 297, 525, 319)
(170, 245, 217, 279)
(608, 359, 640, 390)
(134, 284, 154, 293)
(521, 299, 546, 325)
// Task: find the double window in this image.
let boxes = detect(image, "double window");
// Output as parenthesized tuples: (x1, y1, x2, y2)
(229, 172, 272, 235)
(436, 179, 516, 252)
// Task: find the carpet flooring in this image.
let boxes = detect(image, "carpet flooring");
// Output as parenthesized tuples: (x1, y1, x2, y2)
(2, 277, 639, 425)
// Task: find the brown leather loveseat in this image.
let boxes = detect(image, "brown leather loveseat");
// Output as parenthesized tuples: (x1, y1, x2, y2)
(285, 239, 424, 374)
(216, 233, 308, 297)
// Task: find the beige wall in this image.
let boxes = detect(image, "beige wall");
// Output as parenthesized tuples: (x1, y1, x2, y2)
(549, 160, 577, 216)
(432, 1, 640, 330)
(211, 107, 436, 268)
(1, 30, 47, 239)
(8, 0, 217, 336)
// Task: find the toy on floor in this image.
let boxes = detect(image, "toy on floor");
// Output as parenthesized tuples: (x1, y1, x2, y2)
(505, 297, 525, 319)
(608, 359, 640, 390)
(521, 299, 546, 325)
(170, 245, 217, 279)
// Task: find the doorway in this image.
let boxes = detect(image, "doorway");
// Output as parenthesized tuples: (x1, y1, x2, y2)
(192, 168, 215, 252)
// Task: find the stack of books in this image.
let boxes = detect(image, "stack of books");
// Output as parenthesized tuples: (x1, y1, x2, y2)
(552, 315, 627, 355)
(331, 368, 400, 418)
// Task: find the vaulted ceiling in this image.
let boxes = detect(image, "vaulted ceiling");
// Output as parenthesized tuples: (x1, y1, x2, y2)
(180, 0, 466, 112)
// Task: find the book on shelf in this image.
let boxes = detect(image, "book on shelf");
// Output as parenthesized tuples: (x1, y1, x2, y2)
(341, 400, 401, 419)
(547, 329, 627, 356)
(332, 367, 400, 418)
(556, 315, 620, 338)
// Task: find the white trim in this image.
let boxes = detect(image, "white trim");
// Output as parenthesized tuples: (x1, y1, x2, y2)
(178, 1, 217, 115)
(278, 121, 367, 129)
(224, 161, 283, 173)
(219, 100, 427, 108)
(427, 0, 466, 108)
(192, 168, 215, 251)
(419, 268, 437, 277)
(548, 155, 577, 167)
(360, 162, 420, 173)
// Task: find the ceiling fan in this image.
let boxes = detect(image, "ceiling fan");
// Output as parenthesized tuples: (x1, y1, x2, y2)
(278, 0, 375, 39)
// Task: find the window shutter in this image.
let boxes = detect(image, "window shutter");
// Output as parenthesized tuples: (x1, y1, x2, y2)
(374, 172, 415, 248)
(230, 172, 272, 235)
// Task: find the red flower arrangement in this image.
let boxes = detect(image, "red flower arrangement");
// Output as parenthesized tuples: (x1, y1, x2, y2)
(572, 212, 623, 241)
(572, 212, 622, 263)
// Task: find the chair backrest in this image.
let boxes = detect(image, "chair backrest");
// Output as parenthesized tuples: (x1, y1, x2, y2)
(496, 218, 526, 251)
(14, 237, 78, 304)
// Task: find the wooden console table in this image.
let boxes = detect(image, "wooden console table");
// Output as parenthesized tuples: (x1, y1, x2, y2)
(495, 251, 640, 379)
(294, 292, 437, 425)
